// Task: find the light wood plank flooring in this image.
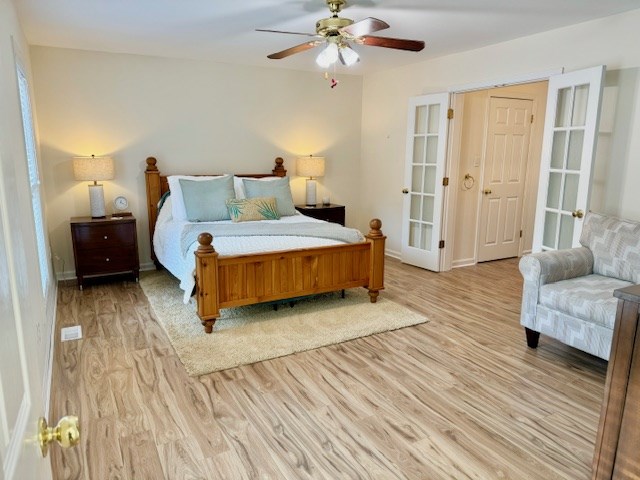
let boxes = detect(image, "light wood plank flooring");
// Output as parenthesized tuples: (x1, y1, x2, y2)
(50, 258, 607, 479)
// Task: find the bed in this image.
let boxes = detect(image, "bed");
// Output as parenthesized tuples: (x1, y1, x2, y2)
(145, 156, 386, 333)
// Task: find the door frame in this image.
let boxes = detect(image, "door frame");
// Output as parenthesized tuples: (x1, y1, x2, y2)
(441, 69, 562, 271)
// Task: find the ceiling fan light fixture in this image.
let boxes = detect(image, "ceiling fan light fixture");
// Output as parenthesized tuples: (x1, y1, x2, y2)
(315, 42, 339, 68)
(339, 44, 359, 66)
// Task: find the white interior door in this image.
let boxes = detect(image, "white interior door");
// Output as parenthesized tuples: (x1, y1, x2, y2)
(401, 93, 449, 271)
(532, 65, 605, 252)
(478, 96, 533, 262)
(0, 152, 50, 479)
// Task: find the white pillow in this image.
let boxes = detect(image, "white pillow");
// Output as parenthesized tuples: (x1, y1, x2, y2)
(167, 175, 226, 221)
(233, 175, 283, 200)
(233, 176, 246, 199)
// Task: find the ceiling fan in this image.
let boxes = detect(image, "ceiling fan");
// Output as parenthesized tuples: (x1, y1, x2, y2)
(257, 0, 425, 67)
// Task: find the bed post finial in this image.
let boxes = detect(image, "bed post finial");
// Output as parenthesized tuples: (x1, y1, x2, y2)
(146, 156, 158, 172)
(272, 157, 287, 177)
(197, 233, 215, 252)
(368, 218, 383, 238)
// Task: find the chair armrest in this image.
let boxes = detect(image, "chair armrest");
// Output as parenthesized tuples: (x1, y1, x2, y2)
(519, 247, 594, 286)
(518, 247, 593, 329)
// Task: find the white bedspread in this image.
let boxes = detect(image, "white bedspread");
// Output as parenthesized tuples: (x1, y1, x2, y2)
(153, 197, 347, 303)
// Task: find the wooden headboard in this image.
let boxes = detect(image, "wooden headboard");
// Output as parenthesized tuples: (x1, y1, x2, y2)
(144, 156, 287, 264)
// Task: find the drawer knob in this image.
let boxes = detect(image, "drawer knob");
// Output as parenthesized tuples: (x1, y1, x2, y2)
(105, 258, 110, 262)
(104, 235, 108, 239)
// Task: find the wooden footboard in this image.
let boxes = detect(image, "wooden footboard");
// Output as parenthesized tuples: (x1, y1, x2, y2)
(195, 219, 386, 333)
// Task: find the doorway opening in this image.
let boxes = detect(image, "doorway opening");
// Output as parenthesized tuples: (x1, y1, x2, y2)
(448, 81, 549, 268)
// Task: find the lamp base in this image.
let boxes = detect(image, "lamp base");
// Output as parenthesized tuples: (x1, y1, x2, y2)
(305, 178, 317, 206)
(88, 184, 106, 218)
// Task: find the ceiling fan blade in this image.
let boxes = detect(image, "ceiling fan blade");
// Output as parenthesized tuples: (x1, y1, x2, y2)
(339, 17, 389, 38)
(267, 41, 322, 59)
(256, 29, 319, 37)
(359, 35, 425, 52)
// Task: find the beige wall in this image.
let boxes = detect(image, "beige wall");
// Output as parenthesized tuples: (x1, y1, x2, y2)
(30, 47, 363, 278)
(360, 9, 640, 256)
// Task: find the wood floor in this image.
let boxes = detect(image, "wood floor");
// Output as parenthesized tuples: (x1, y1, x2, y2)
(50, 258, 607, 480)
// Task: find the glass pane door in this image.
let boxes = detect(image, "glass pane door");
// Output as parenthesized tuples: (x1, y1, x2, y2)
(408, 103, 439, 251)
(533, 66, 605, 252)
(401, 93, 449, 271)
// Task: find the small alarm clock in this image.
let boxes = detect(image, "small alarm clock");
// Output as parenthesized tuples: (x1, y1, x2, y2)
(113, 195, 131, 216)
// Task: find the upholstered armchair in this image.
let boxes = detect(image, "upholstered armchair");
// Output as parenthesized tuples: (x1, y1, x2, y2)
(519, 212, 640, 360)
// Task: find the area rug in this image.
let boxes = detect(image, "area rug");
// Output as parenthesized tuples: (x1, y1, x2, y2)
(139, 270, 428, 376)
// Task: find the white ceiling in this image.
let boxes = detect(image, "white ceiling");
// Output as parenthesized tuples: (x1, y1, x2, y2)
(14, 0, 640, 75)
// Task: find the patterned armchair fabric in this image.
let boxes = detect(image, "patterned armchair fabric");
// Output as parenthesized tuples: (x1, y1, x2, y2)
(519, 212, 640, 360)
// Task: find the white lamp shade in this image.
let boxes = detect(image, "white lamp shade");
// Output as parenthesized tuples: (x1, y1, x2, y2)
(73, 156, 115, 182)
(316, 43, 339, 68)
(339, 45, 359, 66)
(297, 156, 325, 178)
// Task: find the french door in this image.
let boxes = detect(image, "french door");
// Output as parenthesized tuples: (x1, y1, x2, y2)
(400, 93, 449, 271)
(532, 66, 605, 251)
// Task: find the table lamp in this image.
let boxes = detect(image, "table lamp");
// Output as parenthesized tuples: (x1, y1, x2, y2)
(297, 155, 325, 206)
(73, 155, 114, 218)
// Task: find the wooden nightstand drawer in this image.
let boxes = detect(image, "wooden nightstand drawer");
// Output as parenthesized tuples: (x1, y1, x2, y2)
(77, 246, 137, 274)
(71, 216, 139, 289)
(72, 222, 135, 248)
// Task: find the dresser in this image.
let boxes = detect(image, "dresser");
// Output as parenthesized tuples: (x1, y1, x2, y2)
(592, 284, 640, 479)
(70, 216, 139, 290)
(295, 204, 345, 226)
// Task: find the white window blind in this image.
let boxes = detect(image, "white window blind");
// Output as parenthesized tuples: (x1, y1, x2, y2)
(16, 65, 48, 295)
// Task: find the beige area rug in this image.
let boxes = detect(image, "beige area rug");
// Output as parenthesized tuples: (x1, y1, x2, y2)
(139, 270, 428, 376)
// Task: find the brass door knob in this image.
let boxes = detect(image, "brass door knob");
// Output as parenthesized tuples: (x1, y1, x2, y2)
(402, 188, 409, 194)
(483, 188, 492, 195)
(38, 415, 80, 457)
(572, 209, 584, 219)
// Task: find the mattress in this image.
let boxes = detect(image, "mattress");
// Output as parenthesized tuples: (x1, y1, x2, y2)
(153, 197, 346, 303)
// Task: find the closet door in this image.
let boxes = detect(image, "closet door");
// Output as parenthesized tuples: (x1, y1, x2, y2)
(401, 93, 449, 271)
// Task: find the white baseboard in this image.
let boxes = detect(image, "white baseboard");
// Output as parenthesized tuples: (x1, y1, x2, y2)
(385, 249, 401, 260)
(55, 270, 76, 281)
(452, 258, 476, 268)
(56, 262, 157, 282)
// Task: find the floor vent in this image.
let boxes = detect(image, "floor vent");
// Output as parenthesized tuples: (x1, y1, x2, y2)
(61, 325, 83, 342)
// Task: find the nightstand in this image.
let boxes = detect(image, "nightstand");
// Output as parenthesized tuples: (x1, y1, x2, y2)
(295, 204, 345, 226)
(70, 215, 139, 290)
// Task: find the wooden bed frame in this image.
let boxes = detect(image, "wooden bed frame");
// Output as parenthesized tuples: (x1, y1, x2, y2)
(145, 156, 385, 333)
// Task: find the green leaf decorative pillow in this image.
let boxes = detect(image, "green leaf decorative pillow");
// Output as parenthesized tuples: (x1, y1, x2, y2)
(226, 197, 281, 223)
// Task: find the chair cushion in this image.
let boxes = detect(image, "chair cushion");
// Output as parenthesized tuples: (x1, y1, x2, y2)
(539, 274, 632, 329)
(580, 212, 640, 283)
